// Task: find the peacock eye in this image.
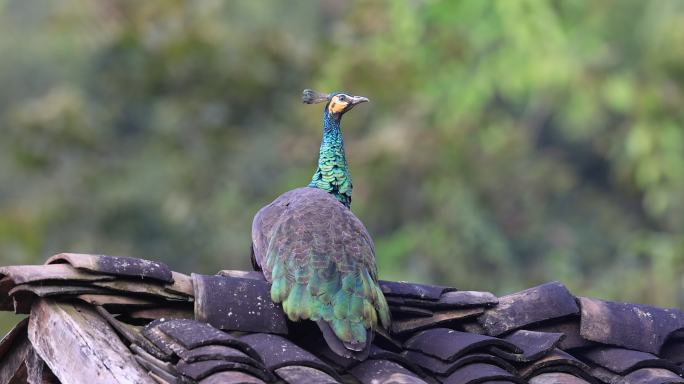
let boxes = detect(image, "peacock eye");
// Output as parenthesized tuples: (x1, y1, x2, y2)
(338, 95, 346, 102)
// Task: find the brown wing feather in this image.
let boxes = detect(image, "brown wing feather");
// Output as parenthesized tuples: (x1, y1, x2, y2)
(251, 187, 390, 357)
(251, 189, 300, 275)
(252, 188, 378, 280)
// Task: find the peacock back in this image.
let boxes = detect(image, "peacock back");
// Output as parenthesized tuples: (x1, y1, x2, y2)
(251, 187, 390, 356)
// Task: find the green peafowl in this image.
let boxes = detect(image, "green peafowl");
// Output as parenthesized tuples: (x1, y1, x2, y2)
(251, 89, 391, 359)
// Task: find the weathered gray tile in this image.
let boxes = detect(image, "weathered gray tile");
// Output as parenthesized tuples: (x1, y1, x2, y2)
(478, 282, 579, 336)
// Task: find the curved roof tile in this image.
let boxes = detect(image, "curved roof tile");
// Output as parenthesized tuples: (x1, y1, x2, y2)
(0, 253, 683, 383)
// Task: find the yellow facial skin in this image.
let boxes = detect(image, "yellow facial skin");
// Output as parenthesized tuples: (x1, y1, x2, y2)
(327, 95, 350, 114)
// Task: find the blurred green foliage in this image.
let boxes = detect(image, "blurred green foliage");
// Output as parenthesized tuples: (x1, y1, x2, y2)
(1, 0, 684, 332)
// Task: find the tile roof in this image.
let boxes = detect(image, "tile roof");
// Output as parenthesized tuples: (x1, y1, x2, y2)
(1, 253, 683, 383)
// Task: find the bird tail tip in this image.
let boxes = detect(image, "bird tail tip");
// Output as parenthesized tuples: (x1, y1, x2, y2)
(316, 320, 371, 360)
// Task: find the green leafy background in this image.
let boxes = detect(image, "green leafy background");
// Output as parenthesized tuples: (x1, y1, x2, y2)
(1, 1, 684, 332)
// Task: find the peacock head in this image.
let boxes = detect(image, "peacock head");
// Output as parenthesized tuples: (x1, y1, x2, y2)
(302, 89, 369, 118)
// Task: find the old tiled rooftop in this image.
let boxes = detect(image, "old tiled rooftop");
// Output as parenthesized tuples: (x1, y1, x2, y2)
(1, 253, 684, 384)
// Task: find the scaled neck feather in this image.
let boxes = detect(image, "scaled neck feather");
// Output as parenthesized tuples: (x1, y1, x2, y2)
(309, 109, 352, 207)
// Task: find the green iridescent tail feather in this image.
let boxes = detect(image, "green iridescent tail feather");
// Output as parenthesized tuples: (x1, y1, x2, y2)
(266, 251, 390, 346)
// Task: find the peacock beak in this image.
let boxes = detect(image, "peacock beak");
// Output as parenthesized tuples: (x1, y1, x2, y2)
(350, 95, 369, 105)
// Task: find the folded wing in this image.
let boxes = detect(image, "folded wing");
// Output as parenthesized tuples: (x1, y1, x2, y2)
(251, 187, 390, 358)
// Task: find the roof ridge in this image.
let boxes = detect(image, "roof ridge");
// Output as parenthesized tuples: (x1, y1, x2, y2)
(0, 253, 682, 383)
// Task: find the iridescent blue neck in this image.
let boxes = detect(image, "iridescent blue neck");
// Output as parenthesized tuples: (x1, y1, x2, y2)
(308, 109, 353, 207)
(323, 109, 341, 134)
